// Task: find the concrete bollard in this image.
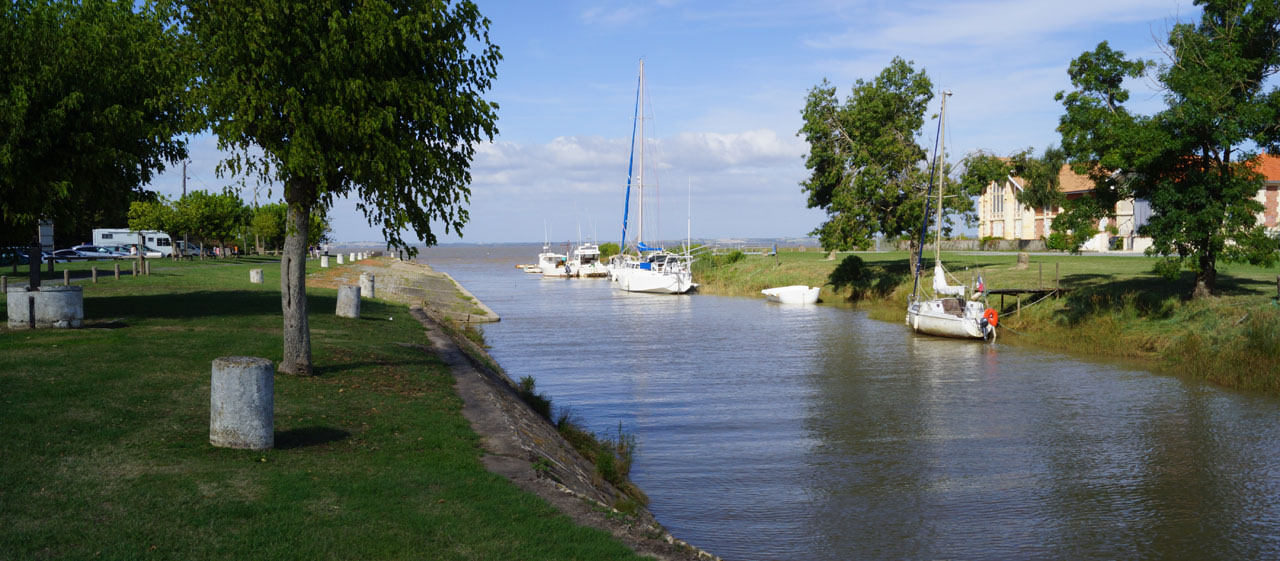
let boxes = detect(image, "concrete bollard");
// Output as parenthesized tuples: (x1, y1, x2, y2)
(336, 254, 344, 265)
(320, 255, 329, 268)
(209, 357, 274, 450)
(336, 285, 361, 318)
(249, 269, 264, 284)
(114, 263, 120, 280)
(7, 286, 84, 329)
(359, 273, 375, 299)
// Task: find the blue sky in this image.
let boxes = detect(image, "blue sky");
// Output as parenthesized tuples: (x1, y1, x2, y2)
(146, 0, 1194, 245)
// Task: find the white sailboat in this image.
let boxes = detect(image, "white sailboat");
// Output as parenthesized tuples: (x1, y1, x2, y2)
(905, 91, 997, 341)
(613, 59, 695, 295)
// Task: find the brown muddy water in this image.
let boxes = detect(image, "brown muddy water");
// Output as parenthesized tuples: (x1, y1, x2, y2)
(420, 244, 1280, 561)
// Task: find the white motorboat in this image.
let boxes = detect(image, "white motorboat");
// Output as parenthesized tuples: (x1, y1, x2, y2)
(761, 285, 820, 305)
(612, 60, 695, 295)
(904, 91, 996, 341)
(536, 246, 570, 278)
(568, 243, 609, 278)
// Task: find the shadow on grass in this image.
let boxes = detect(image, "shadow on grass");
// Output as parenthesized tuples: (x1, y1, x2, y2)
(829, 255, 910, 300)
(1051, 271, 1274, 326)
(274, 426, 351, 450)
(89, 290, 338, 321)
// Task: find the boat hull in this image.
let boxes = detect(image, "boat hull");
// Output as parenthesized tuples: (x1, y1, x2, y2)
(761, 285, 820, 305)
(615, 269, 695, 294)
(906, 299, 990, 340)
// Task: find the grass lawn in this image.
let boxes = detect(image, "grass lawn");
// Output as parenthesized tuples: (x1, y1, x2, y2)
(696, 249, 1280, 392)
(0, 260, 646, 560)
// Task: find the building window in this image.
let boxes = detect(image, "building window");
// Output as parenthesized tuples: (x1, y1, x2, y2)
(992, 183, 1004, 216)
(101, 233, 113, 240)
(993, 221, 1004, 237)
(1015, 219, 1023, 238)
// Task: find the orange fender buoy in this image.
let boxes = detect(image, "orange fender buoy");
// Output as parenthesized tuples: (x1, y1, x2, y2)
(983, 308, 998, 327)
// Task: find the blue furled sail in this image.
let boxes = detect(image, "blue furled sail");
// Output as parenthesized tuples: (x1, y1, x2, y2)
(620, 68, 641, 250)
(637, 242, 664, 252)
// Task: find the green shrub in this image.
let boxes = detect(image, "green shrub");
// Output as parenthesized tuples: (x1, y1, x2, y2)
(517, 376, 552, 420)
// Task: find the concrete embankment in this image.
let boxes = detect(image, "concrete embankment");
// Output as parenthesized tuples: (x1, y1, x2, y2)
(318, 256, 719, 561)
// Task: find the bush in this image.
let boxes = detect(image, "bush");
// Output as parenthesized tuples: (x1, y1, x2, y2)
(517, 376, 552, 420)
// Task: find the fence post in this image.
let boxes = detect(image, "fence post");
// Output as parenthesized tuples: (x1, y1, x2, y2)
(63, 270, 70, 286)
(92, 267, 98, 284)
(114, 263, 120, 280)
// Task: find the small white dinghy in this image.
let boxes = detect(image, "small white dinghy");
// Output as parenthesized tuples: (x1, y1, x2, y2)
(761, 285, 820, 305)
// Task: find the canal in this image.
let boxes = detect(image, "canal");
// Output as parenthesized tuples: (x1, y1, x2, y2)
(422, 245, 1280, 560)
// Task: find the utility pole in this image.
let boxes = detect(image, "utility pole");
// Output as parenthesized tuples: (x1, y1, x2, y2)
(181, 161, 190, 260)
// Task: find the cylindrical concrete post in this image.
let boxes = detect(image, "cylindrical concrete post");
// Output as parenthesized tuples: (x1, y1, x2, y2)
(320, 255, 330, 268)
(336, 285, 361, 318)
(249, 269, 264, 284)
(91, 267, 98, 284)
(336, 254, 344, 265)
(9, 286, 85, 329)
(64, 270, 70, 286)
(359, 273, 375, 299)
(210, 357, 274, 450)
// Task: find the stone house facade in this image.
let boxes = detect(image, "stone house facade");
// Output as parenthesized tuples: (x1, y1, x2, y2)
(976, 155, 1280, 252)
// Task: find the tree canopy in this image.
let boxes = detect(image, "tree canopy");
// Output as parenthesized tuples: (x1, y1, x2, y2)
(0, 0, 195, 244)
(184, 0, 500, 375)
(1056, 0, 1280, 298)
(799, 58, 980, 257)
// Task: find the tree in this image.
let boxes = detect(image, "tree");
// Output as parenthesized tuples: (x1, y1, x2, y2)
(127, 197, 185, 259)
(1057, 1, 1280, 298)
(177, 190, 247, 257)
(185, 0, 500, 375)
(0, 1, 195, 246)
(799, 58, 980, 273)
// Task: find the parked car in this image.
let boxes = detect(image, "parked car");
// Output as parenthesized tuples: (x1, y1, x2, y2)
(102, 244, 163, 258)
(72, 245, 130, 258)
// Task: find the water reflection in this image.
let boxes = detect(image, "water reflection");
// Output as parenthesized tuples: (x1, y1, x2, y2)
(421, 245, 1280, 561)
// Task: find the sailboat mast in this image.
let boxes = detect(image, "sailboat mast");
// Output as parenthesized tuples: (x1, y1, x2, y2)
(637, 59, 645, 248)
(933, 91, 950, 265)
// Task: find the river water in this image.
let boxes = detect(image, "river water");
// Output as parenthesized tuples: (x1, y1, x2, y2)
(420, 245, 1280, 561)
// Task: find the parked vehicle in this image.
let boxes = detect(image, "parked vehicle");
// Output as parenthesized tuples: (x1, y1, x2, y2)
(101, 244, 163, 258)
(92, 228, 177, 256)
(72, 245, 129, 258)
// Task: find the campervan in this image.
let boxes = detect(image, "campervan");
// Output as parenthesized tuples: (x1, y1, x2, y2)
(92, 229, 177, 256)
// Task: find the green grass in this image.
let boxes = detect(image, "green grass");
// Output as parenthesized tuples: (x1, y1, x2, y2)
(696, 249, 1280, 392)
(0, 260, 647, 560)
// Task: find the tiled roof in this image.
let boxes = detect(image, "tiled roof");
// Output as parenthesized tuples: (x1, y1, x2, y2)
(1253, 153, 1280, 182)
(1057, 165, 1094, 193)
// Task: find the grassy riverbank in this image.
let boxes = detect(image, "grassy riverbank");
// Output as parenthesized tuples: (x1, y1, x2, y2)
(694, 250, 1280, 392)
(0, 260, 648, 560)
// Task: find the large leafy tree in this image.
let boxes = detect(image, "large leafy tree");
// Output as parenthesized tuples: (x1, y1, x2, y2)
(185, 0, 500, 375)
(0, 1, 195, 246)
(1057, 0, 1280, 299)
(799, 58, 980, 271)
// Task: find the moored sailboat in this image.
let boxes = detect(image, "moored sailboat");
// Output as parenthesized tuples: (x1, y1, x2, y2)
(905, 91, 996, 341)
(612, 59, 694, 295)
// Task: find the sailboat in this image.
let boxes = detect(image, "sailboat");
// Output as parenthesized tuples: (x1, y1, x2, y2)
(612, 60, 695, 295)
(905, 91, 997, 341)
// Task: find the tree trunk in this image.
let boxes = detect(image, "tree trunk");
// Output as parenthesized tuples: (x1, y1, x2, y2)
(1192, 246, 1216, 299)
(908, 239, 920, 277)
(279, 191, 313, 376)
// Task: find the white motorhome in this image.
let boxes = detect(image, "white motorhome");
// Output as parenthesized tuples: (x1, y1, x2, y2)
(92, 229, 176, 256)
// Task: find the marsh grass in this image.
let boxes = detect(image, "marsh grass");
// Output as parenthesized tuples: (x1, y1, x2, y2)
(697, 249, 1280, 393)
(0, 260, 647, 560)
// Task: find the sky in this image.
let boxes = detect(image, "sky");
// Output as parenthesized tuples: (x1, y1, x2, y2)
(144, 0, 1196, 245)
